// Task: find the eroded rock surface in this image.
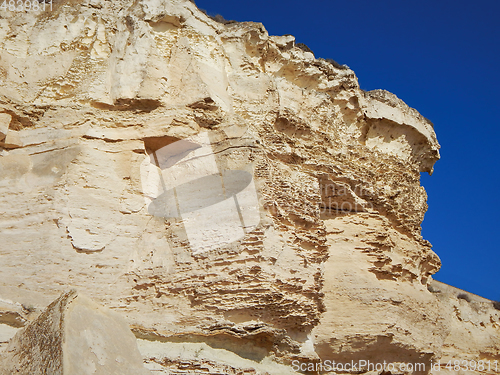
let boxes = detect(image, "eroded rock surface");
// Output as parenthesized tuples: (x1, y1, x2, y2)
(0, 0, 498, 373)
(0, 290, 151, 375)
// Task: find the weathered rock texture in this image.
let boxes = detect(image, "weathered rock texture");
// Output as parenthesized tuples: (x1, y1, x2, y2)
(0, 290, 150, 374)
(0, 0, 498, 373)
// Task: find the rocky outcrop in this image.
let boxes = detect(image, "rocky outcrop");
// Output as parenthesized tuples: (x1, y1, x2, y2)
(427, 281, 500, 374)
(0, 0, 498, 373)
(0, 290, 151, 374)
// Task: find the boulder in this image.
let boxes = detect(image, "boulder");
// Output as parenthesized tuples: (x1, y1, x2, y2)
(0, 290, 151, 375)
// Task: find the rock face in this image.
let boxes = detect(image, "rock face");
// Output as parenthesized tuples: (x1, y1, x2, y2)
(0, 290, 151, 375)
(0, 0, 498, 373)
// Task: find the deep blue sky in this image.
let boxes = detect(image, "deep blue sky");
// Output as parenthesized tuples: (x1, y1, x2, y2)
(194, 0, 500, 301)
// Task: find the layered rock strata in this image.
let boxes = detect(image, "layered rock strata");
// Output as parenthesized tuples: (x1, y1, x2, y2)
(0, 0, 498, 373)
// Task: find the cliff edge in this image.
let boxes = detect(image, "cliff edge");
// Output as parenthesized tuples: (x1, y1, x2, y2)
(0, 0, 498, 373)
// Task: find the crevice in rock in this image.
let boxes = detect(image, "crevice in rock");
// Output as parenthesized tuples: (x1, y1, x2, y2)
(91, 99, 162, 112)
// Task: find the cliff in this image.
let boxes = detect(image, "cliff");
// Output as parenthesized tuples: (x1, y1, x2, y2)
(0, 0, 498, 373)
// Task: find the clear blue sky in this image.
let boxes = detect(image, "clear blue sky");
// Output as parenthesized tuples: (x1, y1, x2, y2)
(193, 0, 500, 301)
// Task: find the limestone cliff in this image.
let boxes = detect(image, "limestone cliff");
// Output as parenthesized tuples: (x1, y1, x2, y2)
(0, 0, 498, 374)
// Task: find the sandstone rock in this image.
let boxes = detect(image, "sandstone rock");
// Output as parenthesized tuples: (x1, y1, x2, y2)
(362, 90, 440, 174)
(0, 325, 19, 355)
(0, 290, 151, 374)
(0, 113, 11, 141)
(0, 297, 30, 327)
(0, 308, 26, 329)
(0, 0, 498, 373)
(428, 281, 500, 374)
(0, 299, 26, 355)
(138, 339, 300, 374)
(0, 131, 23, 149)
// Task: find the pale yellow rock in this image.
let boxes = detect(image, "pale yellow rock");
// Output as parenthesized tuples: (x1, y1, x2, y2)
(0, 0, 498, 373)
(0, 325, 19, 354)
(0, 290, 151, 375)
(0, 113, 11, 141)
(138, 339, 300, 374)
(1, 131, 23, 149)
(362, 89, 440, 174)
(0, 298, 27, 354)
